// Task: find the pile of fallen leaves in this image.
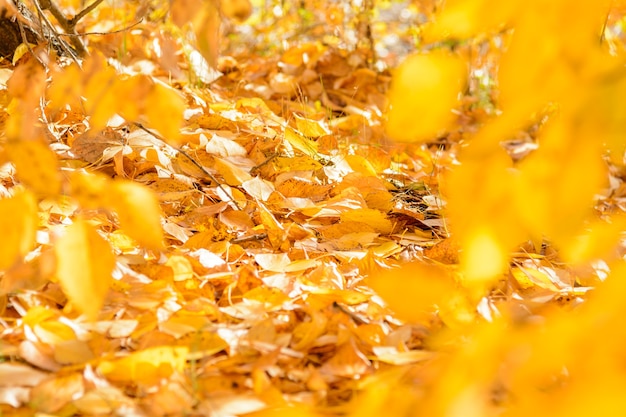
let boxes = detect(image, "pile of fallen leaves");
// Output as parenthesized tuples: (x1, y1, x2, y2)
(3, 0, 626, 416)
(0, 1, 452, 415)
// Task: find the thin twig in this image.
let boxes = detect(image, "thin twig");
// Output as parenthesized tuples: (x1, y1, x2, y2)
(133, 122, 242, 210)
(230, 233, 267, 244)
(35, 0, 87, 56)
(32, 0, 81, 63)
(16, 19, 47, 67)
(61, 19, 143, 37)
(70, 0, 105, 26)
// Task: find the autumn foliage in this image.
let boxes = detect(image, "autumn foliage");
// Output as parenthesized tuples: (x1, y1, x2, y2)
(1, 0, 626, 415)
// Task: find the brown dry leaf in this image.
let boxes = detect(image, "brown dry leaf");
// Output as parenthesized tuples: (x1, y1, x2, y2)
(55, 219, 115, 320)
(71, 129, 124, 164)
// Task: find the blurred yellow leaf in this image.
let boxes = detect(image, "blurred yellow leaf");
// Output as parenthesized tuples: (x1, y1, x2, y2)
(83, 57, 119, 130)
(461, 226, 509, 282)
(0, 189, 37, 270)
(193, 0, 221, 67)
(145, 82, 185, 143)
(386, 52, 466, 142)
(425, 0, 520, 41)
(221, 0, 252, 22)
(69, 171, 110, 210)
(369, 262, 455, 322)
(107, 180, 165, 251)
(6, 140, 61, 197)
(55, 219, 115, 321)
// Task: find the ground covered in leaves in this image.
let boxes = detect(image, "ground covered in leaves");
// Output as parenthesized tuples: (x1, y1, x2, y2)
(3, 1, 626, 416)
(0, 4, 458, 414)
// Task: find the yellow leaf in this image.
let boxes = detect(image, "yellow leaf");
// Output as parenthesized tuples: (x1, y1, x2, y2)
(165, 255, 194, 281)
(511, 267, 559, 291)
(386, 51, 466, 142)
(83, 61, 118, 130)
(561, 217, 626, 264)
(145, 82, 185, 143)
(284, 127, 319, 158)
(34, 321, 76, 346)
(461, 227, 508, 282)
(257, 201, 286, 249)
(340, 208, 393, 235)
(48, 63, 83, 110)
(193, 0, 221, 67)
(97, 346, 189, 384)
(107, 180, 164, 251)
(294, 114, 329, 138)
(221, 0, 252, 22)
(425, 0, 521, 41)
(369, 262, 455, 322)
(214, 158, 253, 186)
(12, 43, 35, 65)
(344, 155, 378, 177)
(243, 286, 290, 309)
(272, 155, 322, 172)
(55, 219, 115, 320)
(0, 189, 38, 270)
(69, 171, 110, 210)
(6, 140, 61, 197)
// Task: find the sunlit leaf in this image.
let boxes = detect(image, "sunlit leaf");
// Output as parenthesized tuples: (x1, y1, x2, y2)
(370, 262, 455, 322)
(107, 180, 165, 251)
(145, 82, 185, 143)
(386, 51, 466, 142)
(97, 346, 189, 384)
(55, 219, 115, 320)
(0, 189, 37, 270)
(6, 140, 61, 197)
